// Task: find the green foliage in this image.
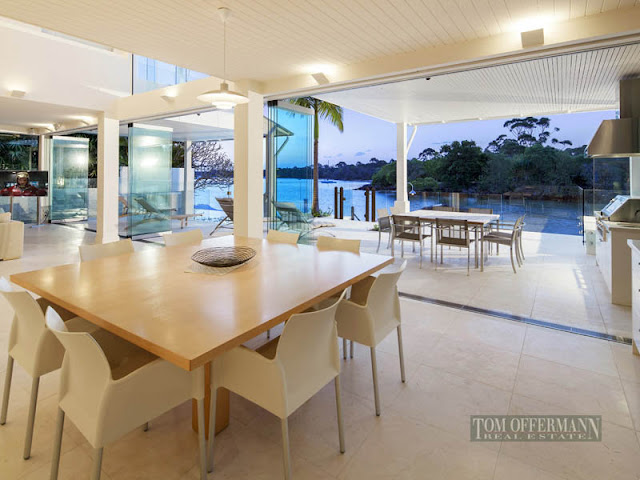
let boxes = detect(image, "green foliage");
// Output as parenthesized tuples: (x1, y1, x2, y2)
(0, 134, 38, 170)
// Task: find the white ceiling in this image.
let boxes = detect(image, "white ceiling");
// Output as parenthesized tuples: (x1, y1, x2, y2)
(0, 96, 98, 131)
(0, 0, 639, 82)
(317, 43, 640, 124)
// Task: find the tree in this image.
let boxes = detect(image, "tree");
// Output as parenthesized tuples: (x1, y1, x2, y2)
(437, 140, 488, 191)
(289, 97, 344, 214)
(190, 140, 234, 191)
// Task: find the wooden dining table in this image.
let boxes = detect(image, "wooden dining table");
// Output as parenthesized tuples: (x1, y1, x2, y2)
(400, 210, 500, 271)
(10, 235, 393, 437)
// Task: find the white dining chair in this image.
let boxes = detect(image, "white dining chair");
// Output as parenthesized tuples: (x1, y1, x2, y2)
(207, 292, 346, 480)
(45, 308, 209, 480)
(316, 236, 361, 358)
(0, 277, 98, 460)
(162, 229, 204, 247)
(265, 230, 300, 339)
(79, 239, 134, 262)
(317, 236, 360, 253)
(335, 260, 407, 416)
(266, 229, 300, 244)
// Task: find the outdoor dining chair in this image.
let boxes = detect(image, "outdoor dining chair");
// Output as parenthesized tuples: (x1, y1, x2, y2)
(210, 197, 234, 236)
(432, 206, 455, 212)
(376, 208, 392, 253)
(334, 260, 407, 416)
(483, 216, 524, 273)
(435, 218, 475, 275)
(0, 277, 98, 460)
(391, 215, 431, 268)
(207, 292, 346, 480)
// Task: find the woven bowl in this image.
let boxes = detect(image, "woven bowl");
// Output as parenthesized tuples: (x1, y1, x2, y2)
(191, 246, 256, 268)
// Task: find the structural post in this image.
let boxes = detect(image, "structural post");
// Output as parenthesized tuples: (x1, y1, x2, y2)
(394, 123, 410, 213)
(631, 156, 640, 198)
(233, 91, 264, 238)
(38, 135, 51, 223)
(184, 140, 194, 215)
(96, 113, 120, 244)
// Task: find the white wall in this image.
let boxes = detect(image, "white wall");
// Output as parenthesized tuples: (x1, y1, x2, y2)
(0, 20, 131, 113)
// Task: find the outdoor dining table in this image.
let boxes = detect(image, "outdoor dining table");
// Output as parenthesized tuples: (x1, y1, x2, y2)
(10, 235, 393, 437)
(400, 210, 500, 271)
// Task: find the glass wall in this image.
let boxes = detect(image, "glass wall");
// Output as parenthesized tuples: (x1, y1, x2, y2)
(50, 136, 89, 222)
(0, 133, 38, 170)
(266, 101, 313, 233)
(133, 55, 208, 94)
(126, 124, 172, 236)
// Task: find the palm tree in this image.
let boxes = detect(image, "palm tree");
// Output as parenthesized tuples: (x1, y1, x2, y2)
(289, 97, 343, 214)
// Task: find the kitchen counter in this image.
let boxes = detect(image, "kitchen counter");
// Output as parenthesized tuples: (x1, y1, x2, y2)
(597, 221, 640, 305)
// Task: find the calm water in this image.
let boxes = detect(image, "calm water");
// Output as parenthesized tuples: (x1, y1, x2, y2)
(195, 178, 585, 235)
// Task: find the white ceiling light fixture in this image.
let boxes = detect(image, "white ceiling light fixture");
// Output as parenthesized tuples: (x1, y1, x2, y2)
(520, 28, 544, 48)
(197, 7, 248, 110)
(10, 89, 26, 98)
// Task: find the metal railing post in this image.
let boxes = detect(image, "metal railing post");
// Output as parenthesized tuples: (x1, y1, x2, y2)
(371, 187, 376, 221)
(364, 188, 370, 222)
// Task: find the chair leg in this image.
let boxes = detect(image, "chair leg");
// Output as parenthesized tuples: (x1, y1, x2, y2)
(50, 408, 65, 480)
(281, 418, 293, 480)
(401, 240, 404, 258)
(91, 448, 103, 480)
(467, 246, 470, 276)
(334, 377, 345, 454)
(196, 398, 207, 480)
(419, 239, 423, 269)
(207, 387, 218, 473)
(343, 338, 347, 360)
(370, 347, 381, 416)
(519, 233, 525, 261)
(350, 340, 354, 359)
(267, 329, 271, 339)
(510, 246, 517, 274)
(376, 230, 381, 253)
(143, 422, 149, 432)
(397, 326, 406, 383)
(23, 376, 40, 459)
(0, 355, 14, 425)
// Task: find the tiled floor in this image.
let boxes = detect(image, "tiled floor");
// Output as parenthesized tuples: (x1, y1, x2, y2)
(1, 223, 639, 479)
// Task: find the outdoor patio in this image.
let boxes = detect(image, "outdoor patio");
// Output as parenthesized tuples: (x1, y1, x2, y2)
(1, 224, 639, 480)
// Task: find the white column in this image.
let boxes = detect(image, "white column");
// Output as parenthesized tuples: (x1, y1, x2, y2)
(96, 113, 120, 244)
(38, 135, 51, 221)
(631, 156, 640, 198)
(233, 91, 264, 238)
(394, 122, 410, 213)
(183, 140, 194, 214)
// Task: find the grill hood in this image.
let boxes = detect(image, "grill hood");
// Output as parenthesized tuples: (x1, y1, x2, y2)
(588, 78, 640, 158)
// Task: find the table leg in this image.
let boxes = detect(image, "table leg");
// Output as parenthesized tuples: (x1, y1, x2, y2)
(192, 362, 229, 437)
(480, 227, 485, 272)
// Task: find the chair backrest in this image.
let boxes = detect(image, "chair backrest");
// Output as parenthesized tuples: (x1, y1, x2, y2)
(266, 230, 299, 244)
(376, 208, 389, 219)
(317, 236, 360, 253)
(163, 229, 203, 247)
(216, 198, 234, 220)
(364, 261, 406, 338)
(436, 218, 469, 246)
(276, 291, 344, 411)
(378, 215, 391, 230)
(45, 308, 112, 426)
(389, 205, 404, 215)
(79, 239, 134, 262)
(468, 207, 493, 214)
(0, 276, 47, 358)
(391, 215, 423, 239)
(274, 202, 308, 224)
(432, 206, 455, 212)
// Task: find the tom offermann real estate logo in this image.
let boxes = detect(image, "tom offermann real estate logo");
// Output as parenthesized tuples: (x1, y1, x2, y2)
(471, 415, 602, 442)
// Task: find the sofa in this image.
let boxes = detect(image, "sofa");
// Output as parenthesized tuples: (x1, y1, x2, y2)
(0, 211, 24, 260)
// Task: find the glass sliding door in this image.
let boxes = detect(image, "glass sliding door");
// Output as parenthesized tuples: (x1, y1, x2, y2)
(127, 124, 172, 237)
(266, 100, 313, 233)
(50, 136, 89, 222)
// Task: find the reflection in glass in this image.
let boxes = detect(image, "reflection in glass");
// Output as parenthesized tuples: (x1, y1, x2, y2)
(127, 125, 173, 236)
(50, 136, 89, 221)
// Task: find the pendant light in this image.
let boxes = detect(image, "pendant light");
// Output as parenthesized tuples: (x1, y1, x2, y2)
(197, 7, 248, 110)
